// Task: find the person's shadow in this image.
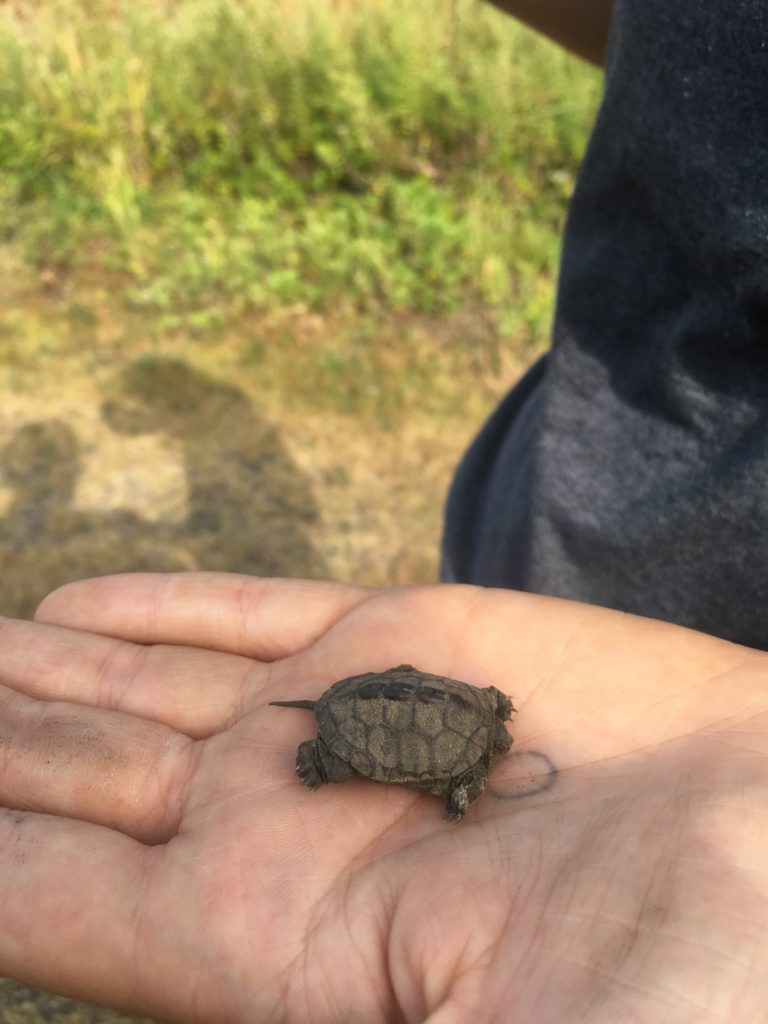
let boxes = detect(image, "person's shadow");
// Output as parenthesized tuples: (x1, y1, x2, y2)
(0, 357, 328, 619)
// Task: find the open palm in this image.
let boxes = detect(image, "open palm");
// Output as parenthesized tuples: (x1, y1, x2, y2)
(1, 574, 767, 1023)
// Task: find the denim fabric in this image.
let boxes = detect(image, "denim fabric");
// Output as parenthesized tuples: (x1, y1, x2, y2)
(442, 0, 768, 647)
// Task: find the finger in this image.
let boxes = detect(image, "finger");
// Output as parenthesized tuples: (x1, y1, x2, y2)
(0, 810, 171, 1020)
(0, 616, 259, 736)
(0, 681, 195, 844)
(36, 572, 369, 660)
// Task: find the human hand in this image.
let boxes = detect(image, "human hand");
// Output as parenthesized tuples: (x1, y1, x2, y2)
(1, 574, 767, 1023)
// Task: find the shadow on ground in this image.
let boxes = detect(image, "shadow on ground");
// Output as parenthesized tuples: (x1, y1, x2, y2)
(0, 979, 152, 1024)
(0, 356, 328, 619)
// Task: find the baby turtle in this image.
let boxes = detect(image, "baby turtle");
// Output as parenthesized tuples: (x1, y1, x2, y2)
(270, 663, 515, 820)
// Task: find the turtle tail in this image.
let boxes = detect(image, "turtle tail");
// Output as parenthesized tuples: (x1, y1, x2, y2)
(269, 699, 316, 710)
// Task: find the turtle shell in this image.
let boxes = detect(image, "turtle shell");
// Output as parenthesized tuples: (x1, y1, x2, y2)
(314, 664, 502, 793)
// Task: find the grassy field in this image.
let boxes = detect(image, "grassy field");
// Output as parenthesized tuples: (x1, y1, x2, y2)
(1, 0, 600, 335)
(0, 0, 601, 1019)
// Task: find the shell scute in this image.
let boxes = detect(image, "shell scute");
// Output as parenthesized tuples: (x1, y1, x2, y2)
(315, 666, 497, 782)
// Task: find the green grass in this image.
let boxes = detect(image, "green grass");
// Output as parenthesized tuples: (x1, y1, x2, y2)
(0, 0, 601, 341)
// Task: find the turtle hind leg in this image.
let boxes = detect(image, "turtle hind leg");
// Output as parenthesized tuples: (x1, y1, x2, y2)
(446, 762, 488, 821)
(296, 738, 357, 790)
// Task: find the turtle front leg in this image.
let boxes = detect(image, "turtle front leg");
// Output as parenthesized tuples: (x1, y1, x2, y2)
(296, 738, 357, 790)
(446, 762, 488, 821)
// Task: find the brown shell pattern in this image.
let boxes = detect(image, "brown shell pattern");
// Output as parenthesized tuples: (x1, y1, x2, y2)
(314, 665, 497, 785)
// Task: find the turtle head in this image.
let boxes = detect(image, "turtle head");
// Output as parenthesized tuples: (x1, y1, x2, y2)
(488, 686, 516, 722)
(487, 687, 514, 755)
(492, 720, 513, 755)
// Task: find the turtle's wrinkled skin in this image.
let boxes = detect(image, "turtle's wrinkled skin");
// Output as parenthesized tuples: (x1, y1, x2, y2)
(270, 664, 515, 820)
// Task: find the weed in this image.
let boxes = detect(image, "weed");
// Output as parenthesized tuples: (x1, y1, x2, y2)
(0, 0, 601, 344)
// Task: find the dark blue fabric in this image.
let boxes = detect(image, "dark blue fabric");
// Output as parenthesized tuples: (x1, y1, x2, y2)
(441, 0, 768, 647)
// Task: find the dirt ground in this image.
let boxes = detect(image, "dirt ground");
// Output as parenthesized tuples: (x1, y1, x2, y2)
(0, 270, 535, 616)
(0, 981, 152, 1024)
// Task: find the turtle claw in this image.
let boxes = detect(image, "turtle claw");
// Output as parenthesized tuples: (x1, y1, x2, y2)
(295, 738, 356, 790)
(296, 740, 324, 790)
(446, 763, 488, 821)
